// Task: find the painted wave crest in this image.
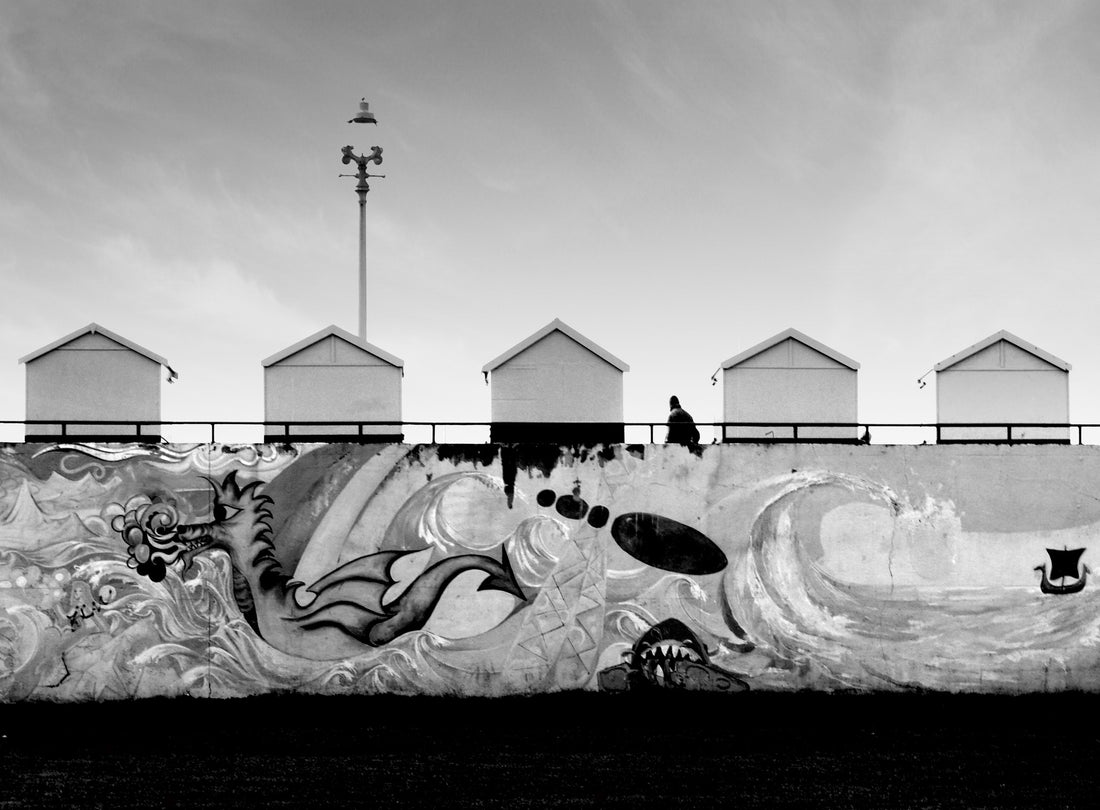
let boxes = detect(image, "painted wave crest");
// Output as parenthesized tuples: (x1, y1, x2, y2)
(723, 471, 1100, 691)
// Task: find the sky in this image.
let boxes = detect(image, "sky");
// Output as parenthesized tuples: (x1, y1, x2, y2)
(3, 0, 1100, 444)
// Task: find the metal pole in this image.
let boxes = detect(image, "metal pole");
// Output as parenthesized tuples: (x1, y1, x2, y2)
(358, 182, 367, 340)
(340, 141, 383, 342)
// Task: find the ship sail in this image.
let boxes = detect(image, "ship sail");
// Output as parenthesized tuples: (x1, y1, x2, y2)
(1047, 548, 1085, 582)
(1036, 547, 1089, 595)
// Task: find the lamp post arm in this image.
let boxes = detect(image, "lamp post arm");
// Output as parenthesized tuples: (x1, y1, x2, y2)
(341, 145, 383, 166)
(341, 141, 384, 341)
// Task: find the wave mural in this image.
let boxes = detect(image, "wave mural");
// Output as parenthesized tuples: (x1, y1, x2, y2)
(2, 442, 1100, 700)
(720, 471, 1100, 691)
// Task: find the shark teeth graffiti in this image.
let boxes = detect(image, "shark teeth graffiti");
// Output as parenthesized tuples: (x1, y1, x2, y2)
(639, 640, 704, 669)
(598, 618, 749, 693)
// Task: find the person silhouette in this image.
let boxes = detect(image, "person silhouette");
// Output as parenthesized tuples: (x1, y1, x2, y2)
(666, 396, 700, 446)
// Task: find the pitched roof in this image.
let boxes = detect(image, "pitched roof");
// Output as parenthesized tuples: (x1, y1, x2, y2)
(261, 325, 404, 368)
(934, 330, 1071, 372)
(19, 323, 175, 378)
(720, 328, 860, 370)
(481, 318, 630, 373)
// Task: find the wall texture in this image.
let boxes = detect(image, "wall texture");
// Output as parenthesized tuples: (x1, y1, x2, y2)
(1, 441, 1098, 701)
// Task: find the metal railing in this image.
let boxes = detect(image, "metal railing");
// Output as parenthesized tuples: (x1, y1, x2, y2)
(0, 419, 1097, 445)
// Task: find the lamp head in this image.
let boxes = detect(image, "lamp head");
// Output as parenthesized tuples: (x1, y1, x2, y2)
(349, 98, 377, 125)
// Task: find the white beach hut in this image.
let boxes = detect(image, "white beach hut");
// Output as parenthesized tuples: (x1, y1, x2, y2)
(19, 322, 175, 442)
(262, 325, 403, 442)
(482, 318, 629, 444)
(935, 330, 1070, 443)
(720, 328, 859, 442)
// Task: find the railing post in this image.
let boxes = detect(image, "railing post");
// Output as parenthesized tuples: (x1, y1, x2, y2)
(431, 423, 436, 444)
(792, 424, 799, 443)
(935, 424, 940, 444)
(649, 423, 654, 443)
(1079, 425, 1084, 445)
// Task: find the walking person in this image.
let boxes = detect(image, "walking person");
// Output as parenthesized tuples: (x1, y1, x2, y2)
(666, 395, 700, 446)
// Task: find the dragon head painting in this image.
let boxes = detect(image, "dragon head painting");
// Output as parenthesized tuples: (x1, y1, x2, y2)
(113, 472, 272, 583)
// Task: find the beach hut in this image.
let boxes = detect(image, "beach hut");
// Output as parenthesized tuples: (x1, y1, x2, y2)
(720, 328, 859, 442)
(482, 318, 629, 444)
(935, 330, 1070, 443)
(19, 323, 175, 442)
(262, 325, 403, 442)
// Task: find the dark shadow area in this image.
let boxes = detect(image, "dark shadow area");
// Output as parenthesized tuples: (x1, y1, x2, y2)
(3, 692, 1100, 808)
(23, 434, 165, 444)
(490, 422, 625, 445)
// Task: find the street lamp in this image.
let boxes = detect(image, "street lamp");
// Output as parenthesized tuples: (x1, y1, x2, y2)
(341, 98, 385, 340)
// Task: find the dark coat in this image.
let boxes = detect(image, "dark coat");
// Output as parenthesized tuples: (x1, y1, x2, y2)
(667, 407, 700, 445)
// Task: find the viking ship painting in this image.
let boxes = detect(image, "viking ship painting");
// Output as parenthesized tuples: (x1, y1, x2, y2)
(1035, 547, 1089, 595)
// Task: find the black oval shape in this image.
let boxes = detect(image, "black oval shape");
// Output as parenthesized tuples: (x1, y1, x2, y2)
(555, 494, 589, 520)
(587, 505, 610, 529)
(536, 489, 556, 507)
(610, 513, 727, 575)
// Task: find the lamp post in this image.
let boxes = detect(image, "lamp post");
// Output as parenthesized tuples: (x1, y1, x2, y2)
(341, 98, 384, 340)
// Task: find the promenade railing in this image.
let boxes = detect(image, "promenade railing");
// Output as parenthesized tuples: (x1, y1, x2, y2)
(0, 420, 1095, 445)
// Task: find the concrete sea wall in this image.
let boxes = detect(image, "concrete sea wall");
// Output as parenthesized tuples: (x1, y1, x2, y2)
(2, 441, 1099, 700)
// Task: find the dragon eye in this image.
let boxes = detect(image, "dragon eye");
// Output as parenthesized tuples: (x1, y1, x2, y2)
(213, 504, 242, 522)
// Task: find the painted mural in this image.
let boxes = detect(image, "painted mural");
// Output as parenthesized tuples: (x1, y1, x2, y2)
(2, 441, 1100, 700)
